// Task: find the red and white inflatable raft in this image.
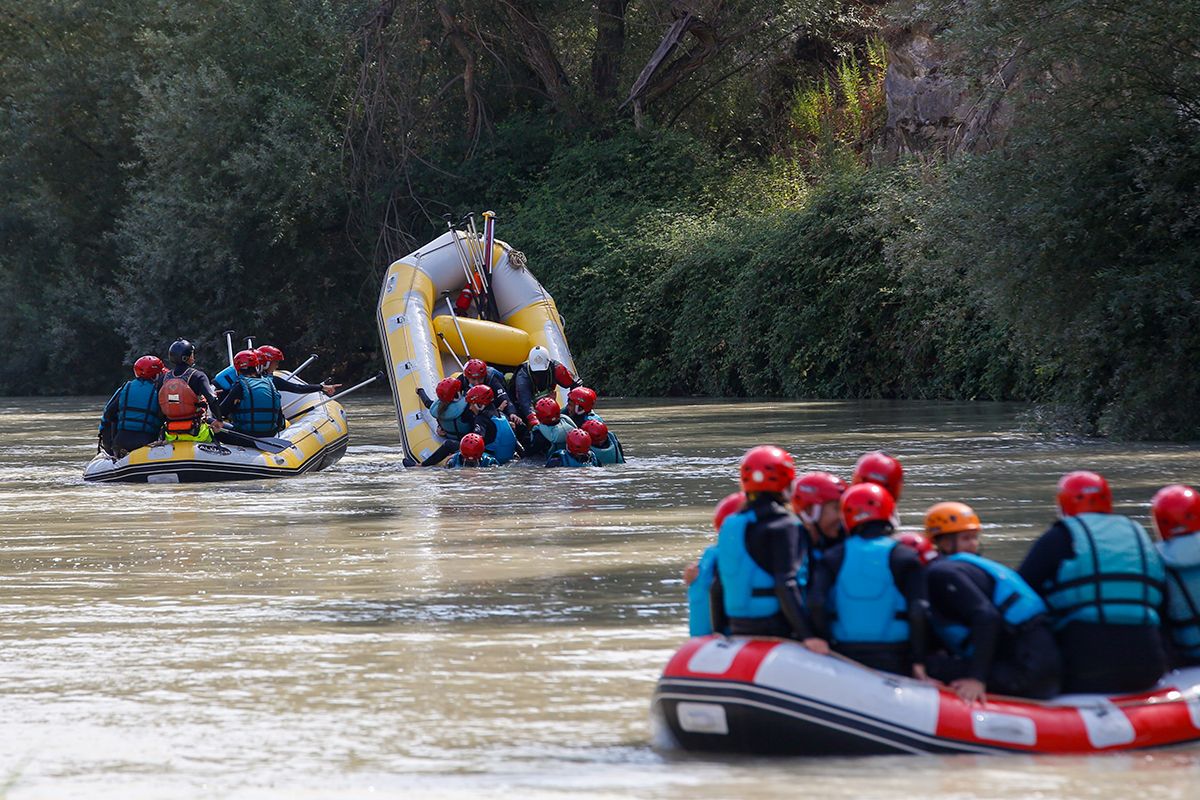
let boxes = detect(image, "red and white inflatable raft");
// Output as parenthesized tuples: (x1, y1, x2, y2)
(652, 636, 1200, 755)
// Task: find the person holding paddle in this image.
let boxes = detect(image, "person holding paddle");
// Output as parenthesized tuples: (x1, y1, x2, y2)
(218, 350, 285, 437)
(257, 344, 340, 397)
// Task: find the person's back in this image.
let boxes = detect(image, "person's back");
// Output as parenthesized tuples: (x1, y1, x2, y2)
(526, 397, 576, 457)
(1152, 485, 1200, 667)
(1018, 471, 1166, 693)
(470, 401, 518, 464)
(808, 483, 929, 677)
(99, 356, 165, 456)
(155, 340, 224, 443)
(445, 433, 498, 468)
(582, 419, 625, 465)
(545, 429, 600, 467)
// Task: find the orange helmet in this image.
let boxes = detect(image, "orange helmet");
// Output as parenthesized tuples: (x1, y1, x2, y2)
(1152, 485, 1200, 540)
(566, 427, 593, 457)
(534, 397, 561, 425)
(923, 501, 982, 541)
(739, 445, 795, 494)
(852, 451, 904, 500)
(466, 384, 494, 406)
(840, 482, 896, 533)
(459, 433, 486, 460)
(133, 355, 164, 380)
(713, 491, 747, 532)
(790, 471, 847, 516)
(1057, 471, 1113, 516)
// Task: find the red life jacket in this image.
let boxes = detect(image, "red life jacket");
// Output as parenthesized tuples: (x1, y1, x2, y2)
(158, 368, 205, 433)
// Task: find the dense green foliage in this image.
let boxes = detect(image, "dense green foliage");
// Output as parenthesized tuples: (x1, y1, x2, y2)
(1, 1, 1196, 438)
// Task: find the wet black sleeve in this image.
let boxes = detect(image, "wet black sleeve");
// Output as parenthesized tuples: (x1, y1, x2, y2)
(807, 546, 841, 640)
(512, 368, 535, 419)
(929, 562, 1002, 682)
(191, 372, 223, 420)
(271, 375, 324, 394)
(1017, 522, 1074, 597)
(218, 380, 243, 418)
(766, 521, 814, 639)
(101, 387, 122, 426)
(891, 546, 930, 664)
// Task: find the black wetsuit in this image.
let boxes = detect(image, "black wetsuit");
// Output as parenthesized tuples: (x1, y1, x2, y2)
(270, 374, 325, 394)
(99, 383, 161, 454)
(457, 369, 512, 413)
(926, 557, 1061, 699)
(709, 496, 815, 640)
(154, 364, 224, 421)
(1019, 520, 1167, 693)
(510, 360, 578, 420)
(808, 521, 930, 675)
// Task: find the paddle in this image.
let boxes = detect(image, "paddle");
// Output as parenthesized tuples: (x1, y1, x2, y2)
(286, 372, 383, 421)
(215, 427, 292, 454)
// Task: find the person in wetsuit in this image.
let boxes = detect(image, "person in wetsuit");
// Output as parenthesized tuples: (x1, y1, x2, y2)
(1153, 484, 1200, 667)
(808, 482, 929, 677)
(923, 502, 1061, 702)
(444, 433, 499, 468)
(218, 350, 284, 436)
(411, 377, 476, 467)
(465, 384, 518, 465)
(545, 427, 601, 468)
(99, 355, 165, 456)
(510, 345, 579, 428)
(710, 446, 828, 654)
(1018, 470, 1167, 694)
(581, 419, 625, 465)
(684, 491, 744, 637)
(790, 471, 848, 581)
(154, 339, 225, 442)
(256, 345, 341, 397)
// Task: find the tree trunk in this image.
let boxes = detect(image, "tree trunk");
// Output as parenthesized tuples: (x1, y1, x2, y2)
(497, 0, 579, 123)
(591, 0, 629, 101)
(437, 3, 481, 145)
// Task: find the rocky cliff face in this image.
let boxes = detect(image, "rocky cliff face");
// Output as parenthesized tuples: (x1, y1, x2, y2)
(882, 23, 1018, 160)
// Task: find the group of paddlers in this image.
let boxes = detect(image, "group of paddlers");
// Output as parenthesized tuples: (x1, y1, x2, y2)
(687, 446, 1200, 703)
(410, 346, 625, 469)
(98, 339, 339, 457)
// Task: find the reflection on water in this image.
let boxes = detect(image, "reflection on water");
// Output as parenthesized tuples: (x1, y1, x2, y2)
(1, 396, 1199, 798)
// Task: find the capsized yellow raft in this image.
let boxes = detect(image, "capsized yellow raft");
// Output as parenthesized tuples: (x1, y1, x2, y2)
(376, 220, 576, 464)
(82, 398, 348, 483)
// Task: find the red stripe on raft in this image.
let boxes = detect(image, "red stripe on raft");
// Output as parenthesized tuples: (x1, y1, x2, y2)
(660, 636, 782, 682)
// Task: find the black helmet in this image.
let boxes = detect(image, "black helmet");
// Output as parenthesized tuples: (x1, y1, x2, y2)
(168, 338, 195, 364)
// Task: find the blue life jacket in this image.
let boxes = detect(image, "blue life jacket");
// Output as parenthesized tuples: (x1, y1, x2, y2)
(1159, 534, 1200, 662)
(212, 365, 238, 392)
(485, 413, 517, 464)
(591, 431, 625, 465)
(689, 546, 719, 636)
(116, 378, 162, 434)
(933, 553, 1047, 657)
(535, 418, 577, 450)
(831, 536, 908, 644)
(716, 510, 779, 619)
(431, 398, 473, 438)
(1045, 513, 1165, 629)
(230, 376, 282, 436)
(546, 449, 598, 467)
(445, 452, 499, 468)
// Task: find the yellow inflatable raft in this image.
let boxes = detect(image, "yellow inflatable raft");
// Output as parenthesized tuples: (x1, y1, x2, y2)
(82, 398, 348, 483)
(376, 223, 576, 464)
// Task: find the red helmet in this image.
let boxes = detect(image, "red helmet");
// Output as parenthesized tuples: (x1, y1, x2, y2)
(852, 451, 904, 500)
(1152, 485, 1200, 540)
(1057, 471, 1113, 516)
(790, 471, 848, 515)
(566, 427, 593, 457)
(256, 344, 284, 364)
(464, 359, 488, 381)
(739, 445, 796, 494)
(233, 349, 260, 372)
(534, 397, 561, 425)
(581, 419, 608, 447)
(459, 433, 486, 460)
(133, 355, 164, 380)
(435, 378, 461, 404)
(894, 531, 938, 566)
(568, 386, 597, 413)
(840, 482, 896, 533)
(466, 384, 494, 406)
(713, 491, 747, 532)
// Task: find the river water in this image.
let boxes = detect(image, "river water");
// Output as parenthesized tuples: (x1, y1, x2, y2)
(2, 396, 1199, 799)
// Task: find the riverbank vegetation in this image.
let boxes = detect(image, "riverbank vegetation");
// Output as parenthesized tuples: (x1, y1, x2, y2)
(2, 1, 1196, 438)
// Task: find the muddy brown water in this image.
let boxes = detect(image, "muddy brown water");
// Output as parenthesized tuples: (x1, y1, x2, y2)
(1, 397, 1199, 798)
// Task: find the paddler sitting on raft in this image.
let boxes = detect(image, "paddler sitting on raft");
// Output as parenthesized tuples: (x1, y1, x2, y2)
(212, 343, 340, 398)
(154, 339, 227, 443)
(217, 350, 285, 437)
(98, 355, 166, 457)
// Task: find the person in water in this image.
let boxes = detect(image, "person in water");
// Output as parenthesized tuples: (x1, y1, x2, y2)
(445, 433, 498, 468)
(1018, 470, 1167, 693)
(464, 384, 518, 464)
(218, 350, 284, 437)
(256, 345, 341, 397)
(546, 427, 601, 468)
(564, 386, 602, 427)
(685, 491, 744, 637)
(581, 419, 625, 465)
(510, 345, 579, 428)
(923, 502, 1061, 702)
(525, 397, 577, 458)
(154, 339, 225, 443)
(412, 377, 476, 467)
(99, 355, 166, 456)
(710, 446, 827, 653)
(458, 359, 517, 423)
(1152, 484, 1200, 667)
(807, 482, 929, 677)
